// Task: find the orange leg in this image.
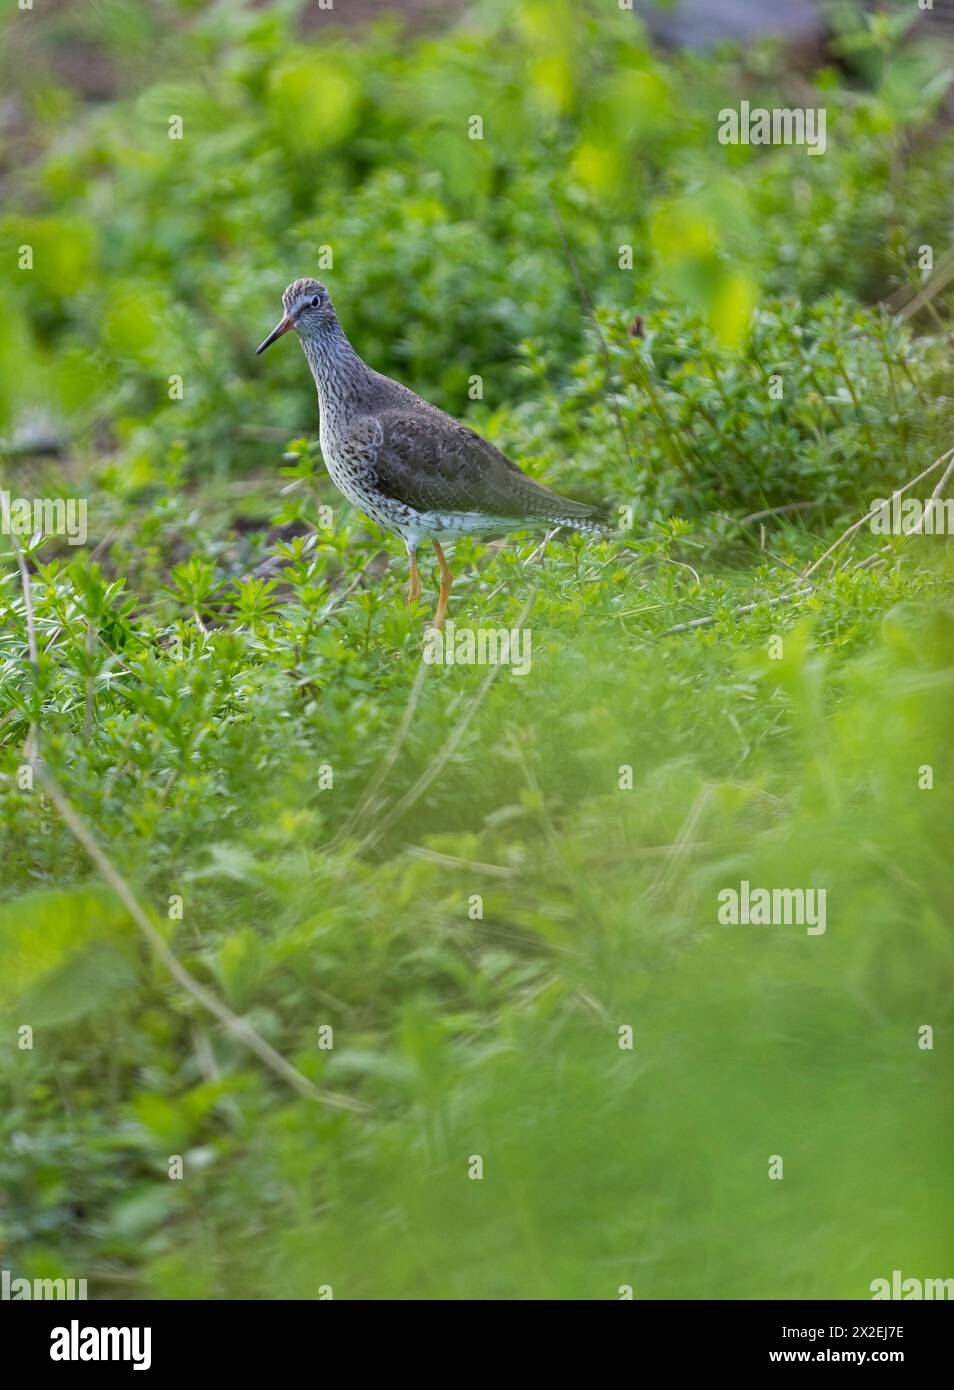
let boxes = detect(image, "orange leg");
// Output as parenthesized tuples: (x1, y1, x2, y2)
(432, 540, 453, 628)
(406, 545, 421, 605)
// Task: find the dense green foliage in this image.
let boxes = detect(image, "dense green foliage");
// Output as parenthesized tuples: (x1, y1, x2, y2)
(1, 0, 952, 1298)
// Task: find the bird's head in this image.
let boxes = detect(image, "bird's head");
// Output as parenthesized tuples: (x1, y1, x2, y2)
(256, 278, 334, 354)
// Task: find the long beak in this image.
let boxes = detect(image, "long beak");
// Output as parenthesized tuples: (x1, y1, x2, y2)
(255, 313, 295, 355)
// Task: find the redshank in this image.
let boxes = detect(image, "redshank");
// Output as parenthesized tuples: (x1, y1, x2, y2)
(256, 278, 604, 625)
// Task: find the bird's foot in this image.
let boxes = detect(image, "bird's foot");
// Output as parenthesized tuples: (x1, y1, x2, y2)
(432, 540, 452, 628)
(406, 549, 422, 606)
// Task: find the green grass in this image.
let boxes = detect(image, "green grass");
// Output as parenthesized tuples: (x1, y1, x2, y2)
(1, 0, 953, 1299)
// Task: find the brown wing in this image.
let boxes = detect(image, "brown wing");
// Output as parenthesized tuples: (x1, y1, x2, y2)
(364, 407, 598, 522)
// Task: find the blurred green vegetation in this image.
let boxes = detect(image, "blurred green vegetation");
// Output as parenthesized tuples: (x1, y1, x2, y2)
(0, 0, 953, 1298)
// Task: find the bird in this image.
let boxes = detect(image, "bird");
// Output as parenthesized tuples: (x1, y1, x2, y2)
(256, 278, 605, 626)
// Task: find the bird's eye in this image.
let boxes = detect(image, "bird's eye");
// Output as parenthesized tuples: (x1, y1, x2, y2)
(311, 296, 320, 307)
